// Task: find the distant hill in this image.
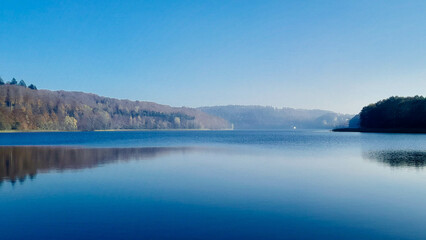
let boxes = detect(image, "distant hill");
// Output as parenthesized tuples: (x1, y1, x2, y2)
(0, 85, 230, 131)
(334, 96, 426, 133)
(199, 105, 353, 129)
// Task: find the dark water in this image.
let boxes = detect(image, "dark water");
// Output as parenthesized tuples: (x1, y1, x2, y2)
(1, 130, 426, 240)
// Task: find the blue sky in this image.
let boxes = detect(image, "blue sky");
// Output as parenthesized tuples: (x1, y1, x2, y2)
(1, 0, 425, 114)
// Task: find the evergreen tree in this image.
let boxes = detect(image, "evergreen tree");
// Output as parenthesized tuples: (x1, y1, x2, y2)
(10, 78, 18, 85)
(19, 80, 27, 87)
(0, 77, 4, 85)
(28, 84, 38, 90)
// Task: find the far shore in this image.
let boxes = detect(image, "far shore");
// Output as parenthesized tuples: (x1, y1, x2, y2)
(0, 128, 234, 133)
(332, 128, 426, 134)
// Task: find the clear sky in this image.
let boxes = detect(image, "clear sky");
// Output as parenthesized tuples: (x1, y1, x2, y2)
(1, 0, 425, 114)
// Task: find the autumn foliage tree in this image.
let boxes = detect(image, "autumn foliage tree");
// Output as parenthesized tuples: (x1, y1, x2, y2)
(0, 84, 229, 131)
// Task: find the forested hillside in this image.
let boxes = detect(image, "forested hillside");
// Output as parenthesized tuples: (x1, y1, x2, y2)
(199, 105, 353, 129)
(359, 96, 426, 129)
(0, 85, 230, 131)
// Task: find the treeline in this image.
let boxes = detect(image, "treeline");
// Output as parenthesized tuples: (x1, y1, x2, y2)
(0, 85, 230, 131)
(359, 96, 426, 129)
(0, 77, 37, 90)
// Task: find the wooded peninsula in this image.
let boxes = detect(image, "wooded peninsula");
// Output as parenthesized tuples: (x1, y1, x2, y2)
(334, 96, 426, 133)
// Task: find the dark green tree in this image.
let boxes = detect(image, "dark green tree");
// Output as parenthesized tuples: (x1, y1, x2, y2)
(360, 96, 426, 129)
(18, 80, 27, 87)
(0, 77, 4, 85)
(28, 84, 37, 90)
(10, 78, 18, 85)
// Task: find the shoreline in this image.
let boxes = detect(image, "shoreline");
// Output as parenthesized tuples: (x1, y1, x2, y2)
(0, 128, 234, 133)
(332, 128, 426, 134)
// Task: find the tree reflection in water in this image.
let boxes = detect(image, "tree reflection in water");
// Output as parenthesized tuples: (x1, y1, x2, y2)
(364, 150, 426, 168)
(0, 146, 195, 184)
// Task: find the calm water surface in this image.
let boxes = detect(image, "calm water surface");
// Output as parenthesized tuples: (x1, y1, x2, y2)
(1, 130, 426, 239)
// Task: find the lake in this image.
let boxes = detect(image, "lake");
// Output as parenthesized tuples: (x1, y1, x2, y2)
(1, 130, 426, 239)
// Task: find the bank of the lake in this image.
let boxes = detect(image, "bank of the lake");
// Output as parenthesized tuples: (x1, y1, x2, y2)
(333, 127, 426, 133)
(0, 128, 234, 133)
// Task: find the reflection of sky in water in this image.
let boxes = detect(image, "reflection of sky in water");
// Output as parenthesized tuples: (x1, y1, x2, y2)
(1, 131, 426, 239)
